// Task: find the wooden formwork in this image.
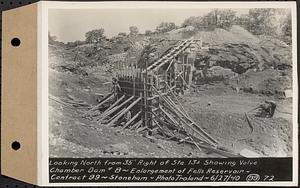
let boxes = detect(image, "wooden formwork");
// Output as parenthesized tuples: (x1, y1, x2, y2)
(85, 39, 241, 157)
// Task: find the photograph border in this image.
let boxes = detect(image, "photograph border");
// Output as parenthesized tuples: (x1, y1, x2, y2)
(40, 1, 298, 186)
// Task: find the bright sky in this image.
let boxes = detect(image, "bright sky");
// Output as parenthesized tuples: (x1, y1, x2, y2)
(49, 8, 250, 43)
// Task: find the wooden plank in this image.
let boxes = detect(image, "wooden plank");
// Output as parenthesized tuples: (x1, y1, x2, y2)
(98, 96, 134, 122)
(107, 97, 142, 126)
(148, 95, 159, 100)
(189, 137, 202, 152)
(153, 93, 216, 145)
(164, 83, 189, 117)
(159, 106, 179, 125)
(179, 73, 189, 87)
(131, 120, 142, 130)
(175, 71, 184, 80)
(123, 111, 141, 129)
(152, 119, 167, 137)
(190, 122, 218, 145)
(166, 59, 174, 72)
(184, 139, 241, 158)
(151, 86, 185, 116)
(84, 93, 113, 116)
(136, 126, 149, 133)
(106, 108, 126, 123)
(145, 40, 188, 71)
(162, 98, 217, 145)
(151, 111, 178, 130)
(151, 41, 194, 71)
(133, 70, 136, 96)
(100, 95, 125, 118)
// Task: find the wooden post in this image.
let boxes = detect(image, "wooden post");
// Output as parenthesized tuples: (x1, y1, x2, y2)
(107, 97, 141, 126)
(143, 70, 148, 128)
(84, 93, 113, 115)
(123, 111, 141, 129)
(188, 64, 193, 86)
(98, 96, 134, 122)
(200, 37, 203, 48)
(133, 67, 136, 96)
(100, 95, 125, 118)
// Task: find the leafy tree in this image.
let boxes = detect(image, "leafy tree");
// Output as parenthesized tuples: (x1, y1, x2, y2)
(85, 28, 105, 43)
(217, 9, 237, 29)
(202, 9, 237, 30)
(281, 12, 292, 37)
(182, 16, 205, 29)
(246, 8, 278, 35)
(280, 12, 292, 43)
(48, 32, 57, 44)
(117, 32, 127, 37)
(66, 40, 86, 48)
(181, 16, 199, 29)
(182, 9, 236, 30)
(235, 14, 250, 27)
(138, 44, 157, 68)
(234, 8, 291, 41)
(145, 30, 153, 36)
(156, 22, 177, 33)
(129, 26, 139, 36)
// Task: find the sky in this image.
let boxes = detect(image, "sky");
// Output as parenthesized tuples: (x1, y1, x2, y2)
(49, 8, 250, 43)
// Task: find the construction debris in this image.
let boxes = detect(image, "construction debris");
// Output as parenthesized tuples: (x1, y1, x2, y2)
(249, 100, 277, 118)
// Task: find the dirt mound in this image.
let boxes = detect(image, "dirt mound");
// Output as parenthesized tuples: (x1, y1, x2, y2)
(193, 25, 260, 45)
(168, 26, 195, 34)
(165, 25, 260, 45)
(258, 35, 292, 67)
(166, 26, 197, 39)
(49, 45, 98, 75)
(229, 25, 260, 44)
(164, 25, 291, 76)
(229, 69, 292, 97)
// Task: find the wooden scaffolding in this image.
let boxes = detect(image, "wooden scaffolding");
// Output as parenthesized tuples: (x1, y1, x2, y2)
(84, 39, 241, 157)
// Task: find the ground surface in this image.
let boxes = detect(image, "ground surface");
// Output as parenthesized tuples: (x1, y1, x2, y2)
(183, 83, 292, 157)
(49, 68, 293, 158)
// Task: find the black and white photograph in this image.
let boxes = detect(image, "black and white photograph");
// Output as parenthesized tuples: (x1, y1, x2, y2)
(41, 1, 299, 186)
(48, 4, 295, 159)
(0, 1, 297, 186)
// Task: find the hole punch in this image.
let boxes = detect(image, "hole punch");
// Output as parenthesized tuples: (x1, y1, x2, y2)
(11, 38, 21, 47)
(11, 141, 21, 150)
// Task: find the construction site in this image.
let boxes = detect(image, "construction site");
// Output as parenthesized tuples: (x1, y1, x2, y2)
(48, 14, 293, 158)
(80, 39, 242, 157)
